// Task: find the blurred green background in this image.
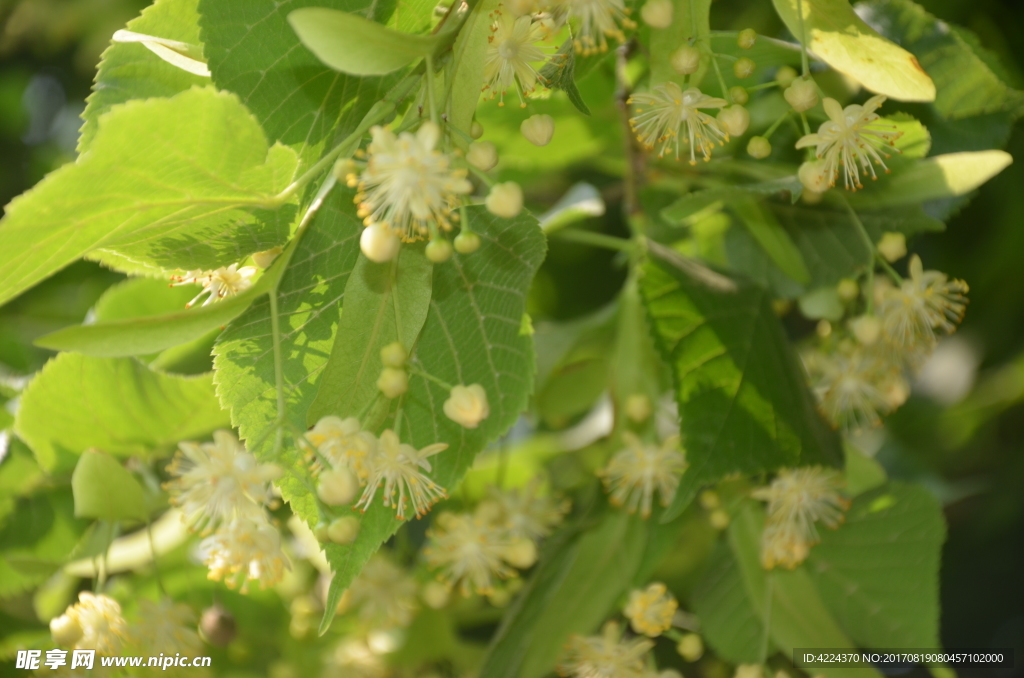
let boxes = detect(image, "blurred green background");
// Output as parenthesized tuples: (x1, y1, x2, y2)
(0, 0, 1021, 672)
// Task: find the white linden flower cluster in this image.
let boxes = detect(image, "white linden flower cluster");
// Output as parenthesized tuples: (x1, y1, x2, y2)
(164, 430, 290, 592)
(557, 621, 655, 678)
(752, 466, 849, 569)
(484, 8, 550, 106)
(50, 592, 127, 654)
(623, 582, 678, 637)
(423, 481, 568, 596)
(170, 263, 257, 308)
(628, 83, 730, 164)
(599, 432, 687, 518)
(307, 416, 448, 520)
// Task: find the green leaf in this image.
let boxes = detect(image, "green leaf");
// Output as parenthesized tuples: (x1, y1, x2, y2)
(71, 451, 149, 522)
(847, 151, 1013, 209)
(480, 509, 649, 678)
(731, 197, 811, 285)
(307, 248, 433, 423)
(857, 0, 1024, 119)
(691, 541, 766, 662)
(0, 491, 87, 598)
(538, 41, 591, 116)
(771, 0, 935, 101)
(640, 258, 842, 521)
(807, 483, 945, 648)
(79, 0, 209, 153)
(14, 354, 230, 471)
(843, 445, 886, 496)
(649, 0, 712, 88)
(288, 8, 438, 76)
(0, 87, 298, 308)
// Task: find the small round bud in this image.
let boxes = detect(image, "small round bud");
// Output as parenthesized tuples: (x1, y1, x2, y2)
(422, 580, 451, 609)
(521, 114, 555, 146)
(698, 489, 720, 510)
(380, 341, 407, 368)
(817, 319, 832, 338)
(709, 509, 730, 530)
(850, 315, 882, 346)
(877, 232, 907, 262)
(670, 44, 701, 75)
(624, 393, 652, 423)
(199, 604, 237, 647)
(640, 0, 673, 28)
(454, 231, 481, 254)
(837, 278, 860, 302)
(426, 238, 453, 263)
(467, 140, 498, 171)
(486, 182, 523, 219)
(360, 224, 401, 263)
(313, 522, 330, 542)
(317, 466, 359, 506)
(504, 538, 538, 569)
(377, 366, 409, 398)
(716, 104, 750, 137)
(784, 78, 819, 112)
(444, 383, 490, 428)
(737, 28, 757, 49)
(733, 57, 756, 79)
(798, 159, 831, 193)
(50, 614, 83, 647)
(747, 136, 771, 159)
(677, 633, 705, 661)
(776, 65, 798, 87)
(729, 85, 749, 105)
(252, 246, 283, 269)
(327, 516, 360, 544)
(470, 121, 485, 139)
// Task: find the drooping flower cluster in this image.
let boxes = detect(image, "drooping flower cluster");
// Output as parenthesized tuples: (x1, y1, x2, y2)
(557, 621, 654, 678)
(170, 263, 257, 308)
(599, 432, 687, 518)
(752, 466, 849, 569)
(165, 430, 289, 591)
(628, 83, 730, 164)
(624, 582, 678, 637)
(795, 95, 903, 191)
(484, 9, 550, 106)
(306, 416, 449, 520)
(50, 592, 127, 654)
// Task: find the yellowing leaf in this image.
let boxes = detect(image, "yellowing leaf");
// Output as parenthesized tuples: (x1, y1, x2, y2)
(772, 0, 935, 101)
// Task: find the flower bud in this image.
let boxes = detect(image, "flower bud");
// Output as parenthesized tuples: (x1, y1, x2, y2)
(877, 232, 907, 262)
(521, 114, 555, 146)
(733, 57, 756, 79)
(798, 159, 831, 193)
(716, 104, 750, 137)
(426, 238, 453, 263)
(50, 614, 83, 647)
(470, 121, 485, 139)
(837, 278, 859, 302)
(467, 140, 498, 171)
(677, 633, 705, 661)
(252, 246, 283, 269)
(377, 366, 408, 398)
(776, 65, 798, 87)
(709, 509, 730, 530)
(327, 516, 360, 544)
(640, 0, 673, 28)
(443, 383, 490, 428)
(503, 538, 538, 569)
(317, 466, 359, 506)
(380, 341, 407, 368)
(747, 136, 771, 159)
(729, 85, 749, 105)
(454, 231, 481, 254)
(737, 28, 757, 49)
(486, 182, 523, 219)
(314, 522, 330, 541)
(670, 45, 701, 75)
(850, 315, 881, 346)
(422, 580, 451, 609)
(360, 224, 401, 263)
(624, 393, 652, 423)
(784, 78, 819, 112)
(698, 489, 720, 510)
(199, 604, 236, 647)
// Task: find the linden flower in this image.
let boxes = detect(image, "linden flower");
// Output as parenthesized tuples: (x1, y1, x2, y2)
(51, 592, 126, 654)
(484, 11, 550, 106)
(423, 511, 520, 595)
(165, 430, 280, 534)
(305, 415, 376, 478)
(171, 264, 257, 308)
(557, 621, 654, 678)
(354, 429, 448, 519)
(600, 432, 687, 518)
(559, 0, 635, 56)
(200, 514, 290, 592)
(795, 95, 902, 191)
(354, 122, 473, 242)
(878, 255, 969, 354)
(477, 477, 569, 541)
(628, 83, 729, 164)
(759, 520, 811, 570)
(344, 553, 419, 630)
(805, 345, 903, 430)
(124, 599, 203, 657)
(752, 466, 848, 552)
(624, 582, 678, 637)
